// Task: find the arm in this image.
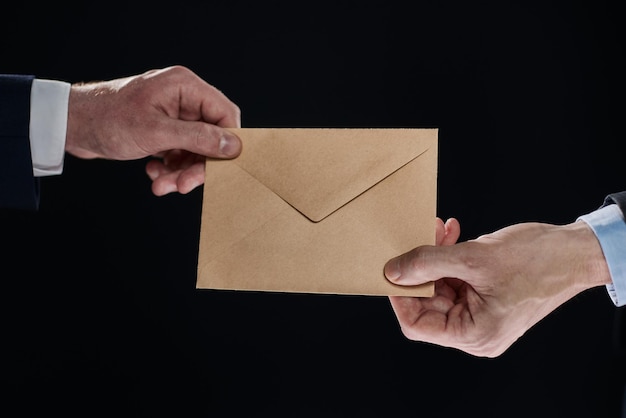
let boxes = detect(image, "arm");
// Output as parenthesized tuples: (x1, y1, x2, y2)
(384, 195, 623, 357)
(0, 74, 39, 210)
(579, 191, 626, 306)
(65, 66, 242, 196)
(1, 66, 242, 210)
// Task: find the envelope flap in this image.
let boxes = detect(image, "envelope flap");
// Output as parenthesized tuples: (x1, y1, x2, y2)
(228, 128, 437, 222)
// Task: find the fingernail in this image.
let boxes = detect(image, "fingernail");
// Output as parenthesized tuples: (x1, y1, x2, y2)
(146, 166, 158, 180)
(219, 133, 241, 156)
(184, 178, 201, 194)
(384, 258, 402, 282)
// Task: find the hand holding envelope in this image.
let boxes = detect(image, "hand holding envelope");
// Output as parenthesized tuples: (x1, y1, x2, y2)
(196, 128, 438, 296)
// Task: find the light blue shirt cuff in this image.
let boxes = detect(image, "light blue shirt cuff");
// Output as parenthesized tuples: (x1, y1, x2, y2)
(578, 204, 626, 307)
(29, 79, 71, 177)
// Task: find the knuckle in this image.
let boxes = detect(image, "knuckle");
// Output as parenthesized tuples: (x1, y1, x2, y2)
(197, 124, 222, 153)
(400, 325, 421, 342)
(232, 103, 242, 118)
(408, 249, 428, 273)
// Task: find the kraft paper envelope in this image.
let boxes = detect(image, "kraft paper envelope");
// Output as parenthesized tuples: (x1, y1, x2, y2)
(196, 128, 437, 296)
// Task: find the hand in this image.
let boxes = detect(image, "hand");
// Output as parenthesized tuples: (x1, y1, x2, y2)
(384, 218, 612, 357)
(65, 65, 242, 196)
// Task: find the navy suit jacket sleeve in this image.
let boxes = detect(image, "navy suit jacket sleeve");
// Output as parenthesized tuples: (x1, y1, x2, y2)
(0, 74, 40, 210)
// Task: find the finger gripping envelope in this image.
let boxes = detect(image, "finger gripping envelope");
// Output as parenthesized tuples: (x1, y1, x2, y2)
(196, 128, 437, 296)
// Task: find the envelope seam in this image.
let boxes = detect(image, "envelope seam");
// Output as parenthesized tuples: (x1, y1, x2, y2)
(233, 147, 431, 224)
(316, 148, 431, 223)
(198, 163, 291, 268)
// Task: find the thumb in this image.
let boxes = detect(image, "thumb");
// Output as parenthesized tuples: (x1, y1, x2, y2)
(384, 245, 466, 286)
(386, 217, 463, 285)
(162, 120, 242, 159)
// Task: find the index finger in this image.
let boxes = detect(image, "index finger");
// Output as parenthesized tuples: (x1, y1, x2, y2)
(153, 66, 242, 128)
(181, 78, 241, 128)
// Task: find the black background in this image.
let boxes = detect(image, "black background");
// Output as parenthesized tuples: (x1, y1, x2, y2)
(1, 1, 625, 416)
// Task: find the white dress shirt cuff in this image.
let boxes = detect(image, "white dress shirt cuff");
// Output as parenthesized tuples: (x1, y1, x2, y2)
(578, 204, 626, 307)
(29, 79, 71, 177)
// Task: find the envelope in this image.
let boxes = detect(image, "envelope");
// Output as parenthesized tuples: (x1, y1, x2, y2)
(196, 128, 437, 296)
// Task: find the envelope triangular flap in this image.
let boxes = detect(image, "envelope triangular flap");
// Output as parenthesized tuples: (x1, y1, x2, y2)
(229, 128, 436, 222)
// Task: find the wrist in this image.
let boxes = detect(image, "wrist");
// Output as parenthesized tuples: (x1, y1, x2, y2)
(565, 220, 612, 290)
(65, 84, 99, 159)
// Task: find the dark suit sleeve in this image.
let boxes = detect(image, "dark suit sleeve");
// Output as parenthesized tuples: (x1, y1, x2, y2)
(603, 192, 626, 213)
(0, 74, 40, 210)
(602, 191, 626, 407)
